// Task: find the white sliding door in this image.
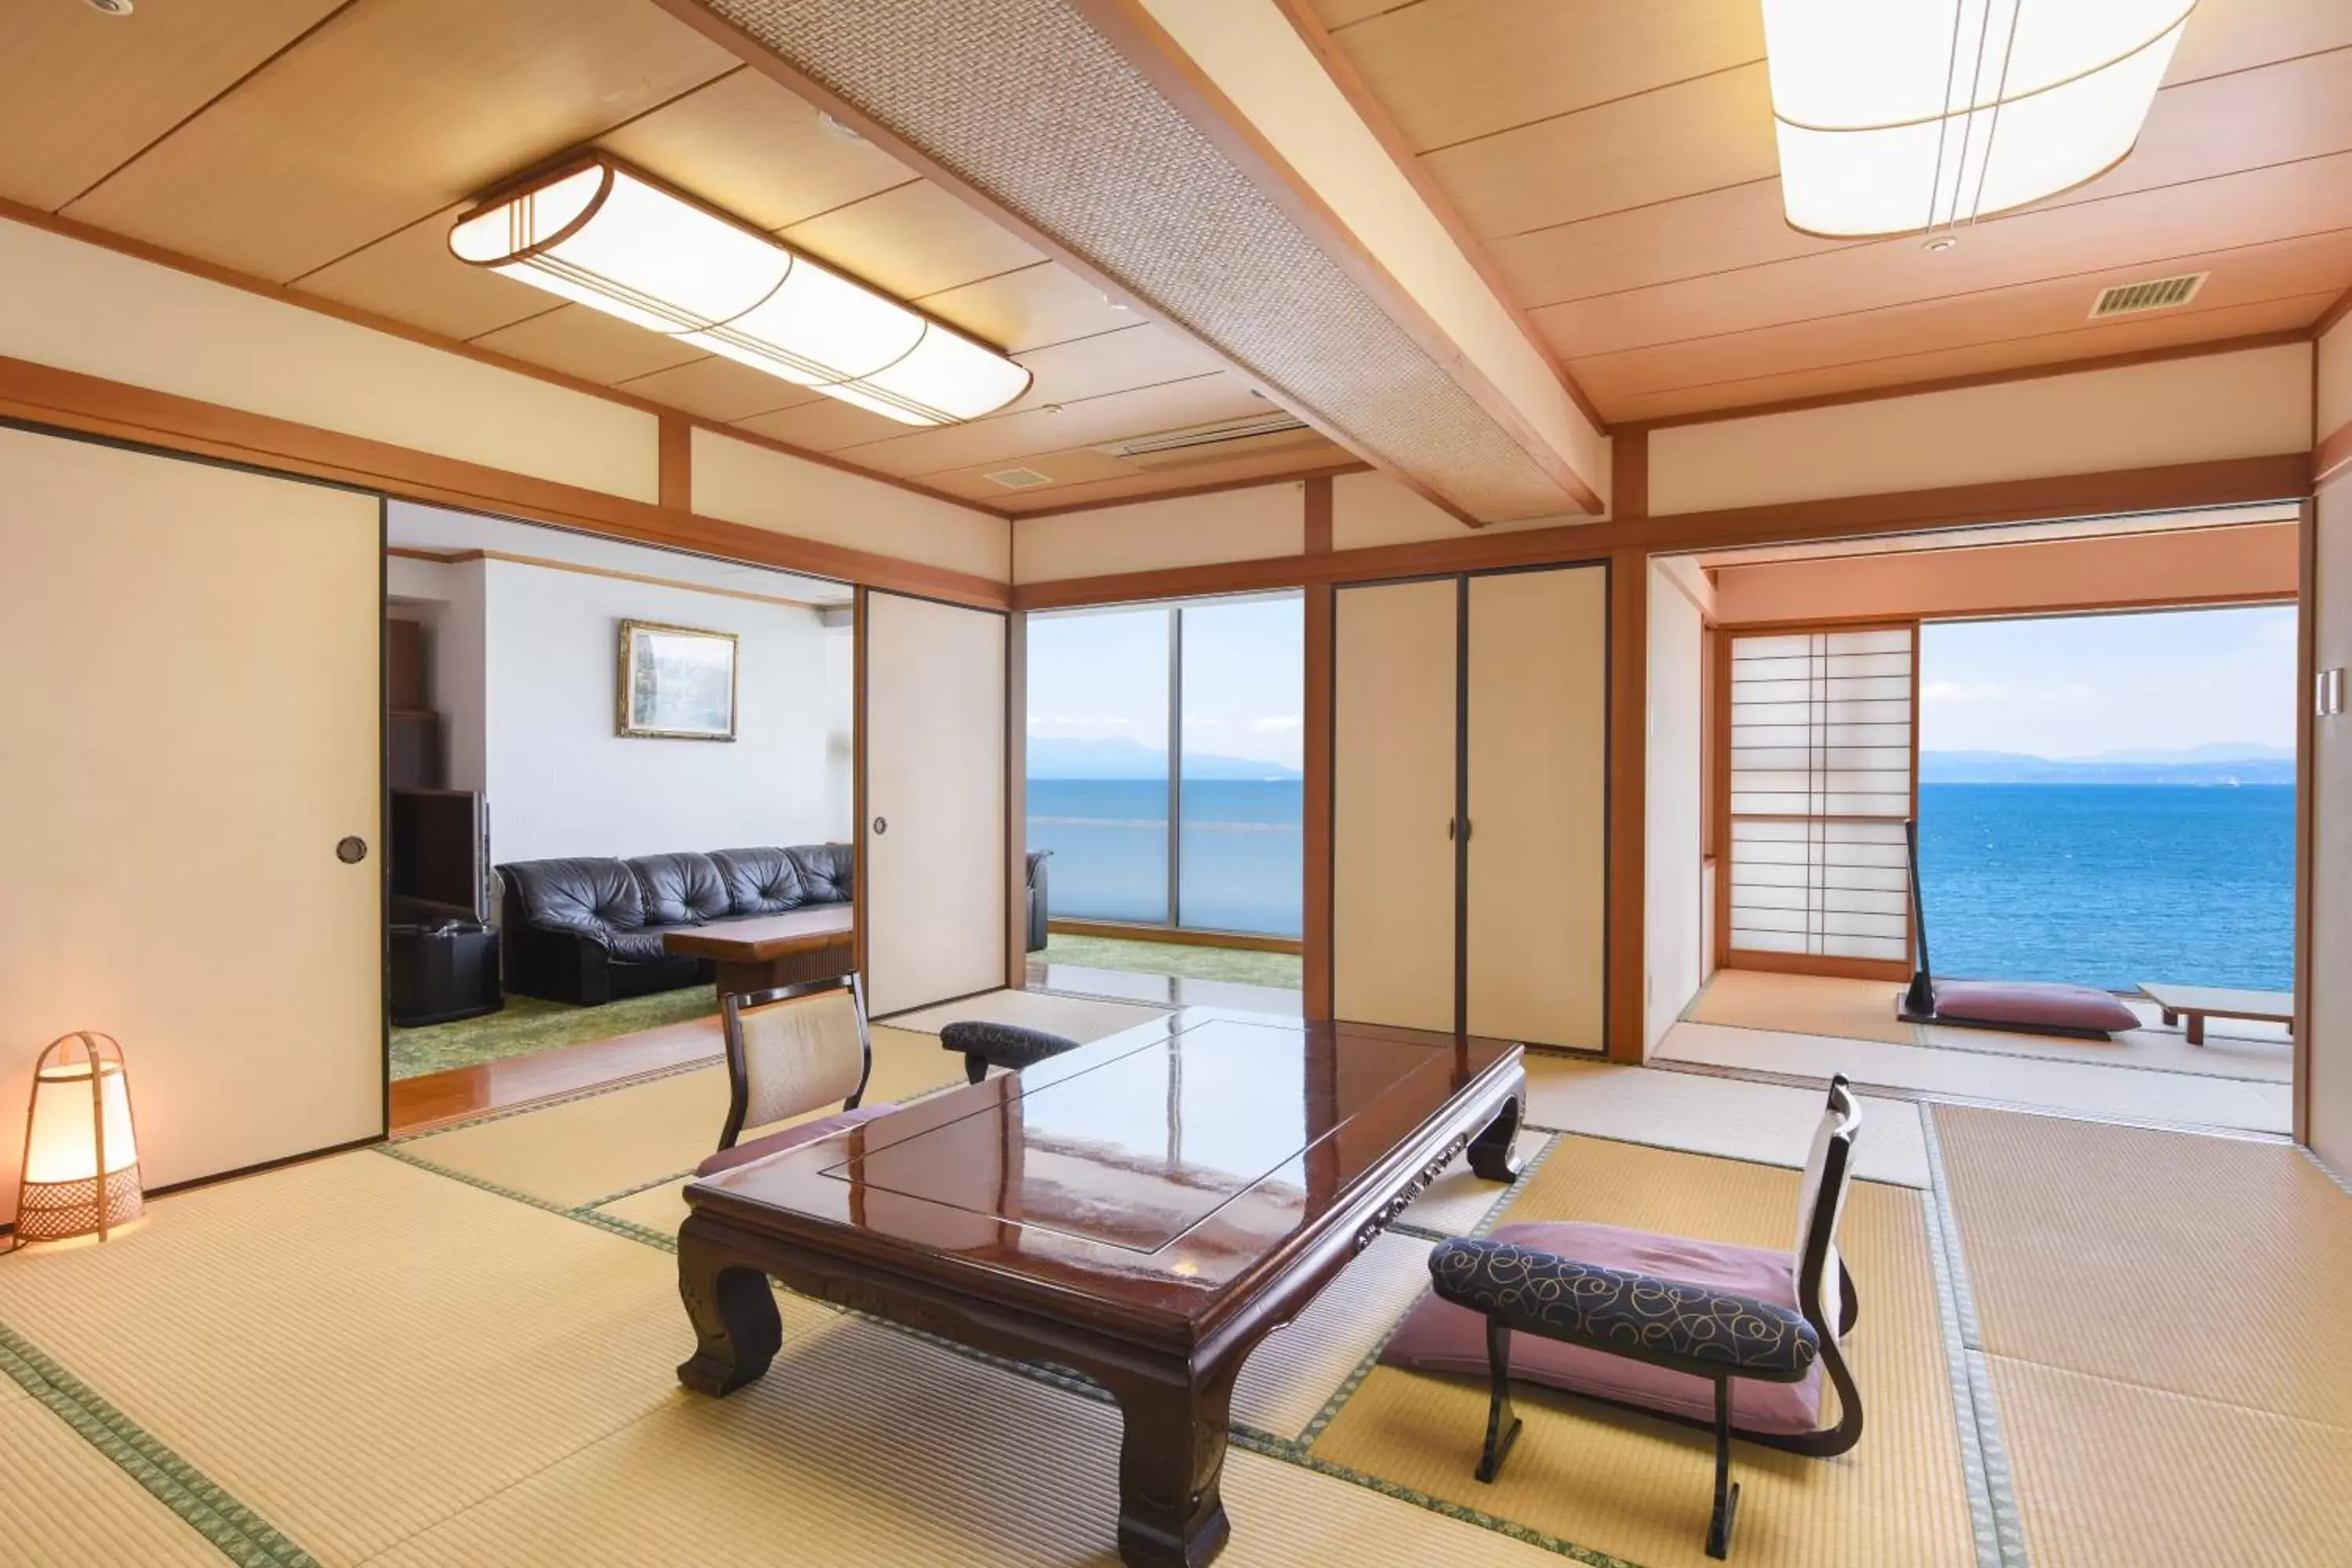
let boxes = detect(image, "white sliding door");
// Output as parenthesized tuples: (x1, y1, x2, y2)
(862, 590, 1006, 1017)
(1334, 579, 1458, 1032)
(0, 429, 383, 1217)
(1465, 567, 1608, 1050)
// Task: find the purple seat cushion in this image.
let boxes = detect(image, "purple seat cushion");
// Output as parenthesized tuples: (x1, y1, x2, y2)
(1932, 980, 2139, 1034)
(694, 1103, 895, 1178)
(1383, 1220, 1824, 1436)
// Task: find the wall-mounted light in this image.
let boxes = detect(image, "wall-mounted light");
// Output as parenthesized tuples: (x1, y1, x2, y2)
(13, 1032, 143, 1246)
(451, 155, 1032, 426)
(1762, 1, 2194, 238)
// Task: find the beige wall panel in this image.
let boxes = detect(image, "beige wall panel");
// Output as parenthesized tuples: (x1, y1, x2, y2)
(1331, 470, 1592, 550)
(1335, 579, 1458, 1032)
(691, 430, 1011, 582)
(1712, 523, 2300, 625)
(1012, 482, 1305, 583)
(862, 592, 1007, 1017)
(0, 430, 383, 1220)
(0, 218, 660, 503)
(1650, 344, 2315, 516)
(1646, 564, 1708, 1051)
(1465, 567, 1609, 1050)
(2312, 474, 2352, 1173)
(2321, 316, 2352, 445)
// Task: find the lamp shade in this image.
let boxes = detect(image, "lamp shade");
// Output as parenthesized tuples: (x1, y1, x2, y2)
(1762, 0, 2193, 238)
(450, 156, 1032, 426)
(14, 1032, 142, 1244)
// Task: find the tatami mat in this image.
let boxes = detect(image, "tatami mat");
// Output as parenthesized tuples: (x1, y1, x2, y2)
(880, 987, 1169, 1040)
(1915, 1014, 2291, 1081)
(0, 1399, 226, 1567)
(1659, 1020, 2293, 1132)
(1232, 1231, 1433, 1440)
(402, 1025, 964, 1208)
(1523, 1055, 1930, 1187)
(1935, 1105, 2352, 1425)
(1397, 1131, 1549, 1235)
(0, 1151, 837, 1566)
(1989, 1355, 2352, 1567)
(1689, 968, 1917, 1044)
(1313, 1135, 1974, 1568)
(594, 1175, 693, 1236)
(368, 1304, 1567, 1568)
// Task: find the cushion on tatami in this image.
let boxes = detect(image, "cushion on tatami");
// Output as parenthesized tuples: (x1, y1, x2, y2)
(0, 1399, 228, 1568)
(0, 1152, 836, 1566)
(879, 987, 1167, 1041)
(1521, 1056, 1929, 1187)
(1312, 1134, 1975, 1568)
(365, 1304, 1569, 1568)
(401, 1025, 964, 1208)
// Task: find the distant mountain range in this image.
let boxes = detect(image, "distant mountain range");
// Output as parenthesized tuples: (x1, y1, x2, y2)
(1920, 743, 2293, 785)
(1027, 735, 1301, 781)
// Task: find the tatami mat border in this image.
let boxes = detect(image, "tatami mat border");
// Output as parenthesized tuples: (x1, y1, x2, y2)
(0, 1322, 317, 1568)
(1920, 1109, 2025, 1568)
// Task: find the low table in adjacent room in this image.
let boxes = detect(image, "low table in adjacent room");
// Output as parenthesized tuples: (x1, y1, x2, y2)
(673, 1007, 1527, 1567)
(2136, 981, 2296, 1045)
(660, 906, 856, 1004)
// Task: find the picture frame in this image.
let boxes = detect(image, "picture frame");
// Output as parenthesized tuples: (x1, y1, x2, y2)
(617, 619, 739, 741)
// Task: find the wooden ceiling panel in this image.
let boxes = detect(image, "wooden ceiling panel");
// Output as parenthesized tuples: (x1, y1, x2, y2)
(1538, 153, 2352, 360)
(988, 442, 1359, 514)
(0, 0, 343, 212)
(466, 303, 706, 386)
(596, 68, 917, 233)
(1488, 179, 1825, 311)
(60, 0, 735, 280)
(837, 374, 1273, 478)
(289, 202, 552, 341)
(1308, 0, 1410, 31)
(613, 357, 811, 424)
(2165, 0, 2352, 85)
(1422, 64, 1776, 238)
(1318, 0, 1760, 154)
(731, 395, 912, 456)
(1573, 228, 2352, 415)
(1000, 325, 1231, 414)
(777, 180, 1044, 303)
(915, 263, 1137, 354)
(925, 445, 1145, 500)
(1610, 294, 2337, 425)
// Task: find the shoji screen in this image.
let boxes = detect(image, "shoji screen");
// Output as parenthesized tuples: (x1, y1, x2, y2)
(0, 428, 383, 1218)
(1333, 579, 1458, 1033)
(1726, 626, 1916, 967)
(862, 590, 1007, 1017)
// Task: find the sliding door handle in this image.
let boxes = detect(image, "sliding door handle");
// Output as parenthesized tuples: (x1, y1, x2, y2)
(872, 816, 888, 836)
(1446, 818, 1456, 841)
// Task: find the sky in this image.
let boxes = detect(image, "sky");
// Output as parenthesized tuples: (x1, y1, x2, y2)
(1918, 604, 2298, 758)
(1026, 594, 1305, 770)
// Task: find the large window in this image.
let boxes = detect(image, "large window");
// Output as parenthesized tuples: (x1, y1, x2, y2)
(1028, 594, 1303, 936)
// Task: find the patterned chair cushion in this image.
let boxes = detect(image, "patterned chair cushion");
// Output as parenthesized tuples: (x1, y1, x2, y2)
(939, 1020, 1080, 1073)
(1427, 1226, 1819, 1382)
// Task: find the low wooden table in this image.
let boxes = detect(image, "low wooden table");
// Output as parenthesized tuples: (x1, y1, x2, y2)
(2136, 982, 2295, 1045)
(674, 1007, 1526, 1566)
(661, 906, 855, 1003)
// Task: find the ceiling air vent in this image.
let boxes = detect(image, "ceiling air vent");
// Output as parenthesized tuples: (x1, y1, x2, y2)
(1095, 412, 1317, 472)
(2089, 272, 2207, 318)
(984, 466, 1054, 489)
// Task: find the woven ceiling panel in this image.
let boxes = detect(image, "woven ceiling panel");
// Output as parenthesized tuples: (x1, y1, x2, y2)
(695, 0, 1573, 522)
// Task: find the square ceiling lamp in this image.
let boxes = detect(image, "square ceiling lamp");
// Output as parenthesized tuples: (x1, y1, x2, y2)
(13, 1032, 142, 1247)
(1762, 1, 2193, 239)
(451, 155, 1031, 426)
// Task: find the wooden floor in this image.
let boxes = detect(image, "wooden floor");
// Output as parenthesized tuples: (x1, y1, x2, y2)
(388, 1016, 724, 1136)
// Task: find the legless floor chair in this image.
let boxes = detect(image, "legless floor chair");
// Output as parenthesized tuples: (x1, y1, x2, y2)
(696, 975, 895, 1178)
(1391, 1078, 1866, 1559)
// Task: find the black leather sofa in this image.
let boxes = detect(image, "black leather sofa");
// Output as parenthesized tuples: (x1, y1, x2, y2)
(498, 844, 853, 1006)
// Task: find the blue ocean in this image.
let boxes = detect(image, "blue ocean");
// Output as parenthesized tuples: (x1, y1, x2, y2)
(1028, 778, 1302, 936)
(1917, 783, 2294, 992)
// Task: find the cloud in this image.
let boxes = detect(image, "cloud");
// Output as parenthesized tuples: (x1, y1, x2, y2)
(1251, 714, 1304, 732)
(1184, 716, 1224, 728)
(1922, 681, 2002, 702)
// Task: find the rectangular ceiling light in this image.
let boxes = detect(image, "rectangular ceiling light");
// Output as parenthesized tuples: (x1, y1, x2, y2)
(451, 155, 1031, 426)
(1762, 2, 2193, 240)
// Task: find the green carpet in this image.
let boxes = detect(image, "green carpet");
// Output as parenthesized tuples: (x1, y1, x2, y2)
(1040, 932, 1301, 988)
(390, 988, 720, 1080)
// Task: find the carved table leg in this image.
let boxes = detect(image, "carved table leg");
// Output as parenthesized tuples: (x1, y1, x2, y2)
(1109, 1360, 1238, 1567)
(1466, 1091, 1524, 1183)
(675, 1222, 783, 1396)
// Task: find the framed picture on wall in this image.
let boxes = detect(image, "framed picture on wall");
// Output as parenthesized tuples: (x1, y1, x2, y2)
(617, 620, 739, 741)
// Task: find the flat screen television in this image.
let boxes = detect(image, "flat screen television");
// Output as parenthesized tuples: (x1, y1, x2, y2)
(390, 788, 487, 924)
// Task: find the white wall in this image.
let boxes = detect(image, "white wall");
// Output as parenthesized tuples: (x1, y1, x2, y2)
(480, 560, 848, 864)
(1645, 561, 1708, 1051)
(823, 608, 855, 838)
